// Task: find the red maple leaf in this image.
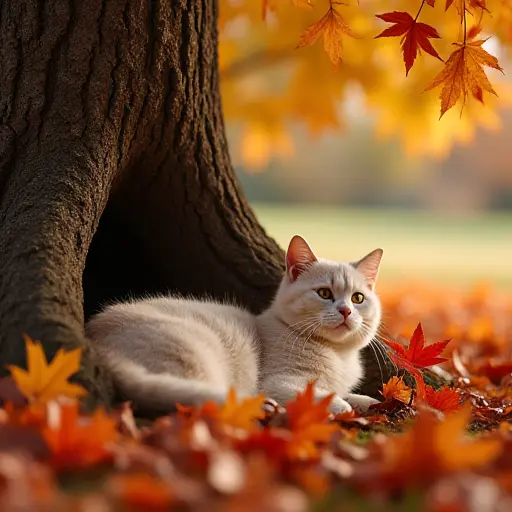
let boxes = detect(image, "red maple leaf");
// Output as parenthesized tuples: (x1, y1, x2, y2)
(424, 386, 463, 413)
(385, 323, 450, 368)
(384, 323, 451, 400)
(375, 11, 442, 75)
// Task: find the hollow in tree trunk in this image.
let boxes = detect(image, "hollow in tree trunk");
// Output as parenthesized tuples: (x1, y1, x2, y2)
(0, 0, 390, 406)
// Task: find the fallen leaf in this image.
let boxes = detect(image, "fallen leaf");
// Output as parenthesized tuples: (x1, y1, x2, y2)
(424, 385, 463, 412)
(384, 323, 452, 399)
(219, 389, 266, 430)
(378, 406, 502, 489)
(297, 7, 355, 66)
(285, 383, 338, 460)
(385, 323, 450, 368)
(6, 336, 87, 403)
(286, 382, 333, 430)
(42, 402, 117, 470)
(380, 376, 413, 404)
(375, 11, 442, 75)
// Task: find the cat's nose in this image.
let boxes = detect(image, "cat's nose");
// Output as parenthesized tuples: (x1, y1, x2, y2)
(338, 306, 351, 320)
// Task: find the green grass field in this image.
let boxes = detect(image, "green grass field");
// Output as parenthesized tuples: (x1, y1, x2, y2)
(253, 203, 512, 289)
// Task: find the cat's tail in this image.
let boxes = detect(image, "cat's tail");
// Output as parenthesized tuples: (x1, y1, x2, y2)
(105, 358, 228, 412)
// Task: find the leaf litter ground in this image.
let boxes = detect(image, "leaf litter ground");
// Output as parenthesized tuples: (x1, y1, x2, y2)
(1, 282, 512, 511)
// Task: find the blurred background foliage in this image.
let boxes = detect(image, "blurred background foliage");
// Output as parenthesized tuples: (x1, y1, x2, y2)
(218, 0, 512, 288)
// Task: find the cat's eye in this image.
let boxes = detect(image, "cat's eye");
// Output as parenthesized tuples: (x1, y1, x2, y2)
(317, 288, 333, 300)
(351, 292, 365, 304)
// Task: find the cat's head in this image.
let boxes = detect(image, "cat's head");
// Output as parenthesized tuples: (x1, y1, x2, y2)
(273, 235, 383, 350)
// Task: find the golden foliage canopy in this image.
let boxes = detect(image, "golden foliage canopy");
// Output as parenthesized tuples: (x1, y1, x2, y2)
(219, 0, 512, 169)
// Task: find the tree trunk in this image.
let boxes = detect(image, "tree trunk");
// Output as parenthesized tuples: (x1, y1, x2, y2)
(0, 0, 389, 405)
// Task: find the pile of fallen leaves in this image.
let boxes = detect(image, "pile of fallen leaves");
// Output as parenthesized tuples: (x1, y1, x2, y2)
(2, 283, 512, 511)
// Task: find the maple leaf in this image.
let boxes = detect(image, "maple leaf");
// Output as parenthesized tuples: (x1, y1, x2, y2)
(286, 381, 334, 430)
(425, 39, 503, 117)
(285, 382, 338, 460)
(177, 388, 265, 431)
(385, 323, 450, 368)
(423, 385, 463, 412)
(218, 388, 266, 430)
(380, 376, 413, 404)
(446, 0, 488, 21)
(235, 429, 290, 462)
(375, 12, 442, 75)
(381, 406, 502, 487)
(384, 324, 451, 399)
(6, 335, 87, 403)
(42, 401, 117, 470)
(297, 7, 355, 66)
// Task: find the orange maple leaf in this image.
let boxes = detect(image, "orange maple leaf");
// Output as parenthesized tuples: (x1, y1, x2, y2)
(218, 388, 266, 430)
(285, 382, 338, 460)
(42, 401, 117, 470)
(6, 335, 87, 403)
(423, 385, 463, 412)
(297, 7, 355, 66)
(177, 388, 265, 431)
(286, 381, 334, 430)
(382, 406, 502, 487)
(425, 39, 503, 117)
(375, 11, 442, 75)
(380, 376, 413, 404)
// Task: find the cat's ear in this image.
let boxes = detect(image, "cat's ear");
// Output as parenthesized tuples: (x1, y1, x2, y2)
(286, 235, 317, 281)
(355, 249, 383, 290)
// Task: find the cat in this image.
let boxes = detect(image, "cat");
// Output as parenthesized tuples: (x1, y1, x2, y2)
(85, 235, 383, 415)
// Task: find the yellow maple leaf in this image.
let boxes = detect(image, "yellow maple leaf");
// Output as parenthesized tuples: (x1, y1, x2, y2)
(297, 7, 355, 66)
(218, 388, 266, 430)
(7, 335, 87, 403)
(380, 376, 413, 404)
(425, 39, 503, 117)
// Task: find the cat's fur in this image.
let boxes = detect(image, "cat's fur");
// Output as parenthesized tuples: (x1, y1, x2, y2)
(86, 235, 383, 414)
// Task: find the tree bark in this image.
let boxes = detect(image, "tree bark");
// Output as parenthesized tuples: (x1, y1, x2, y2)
(0, 0, 389, 405)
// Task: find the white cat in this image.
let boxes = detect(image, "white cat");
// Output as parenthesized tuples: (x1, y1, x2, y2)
(86, 235, 383, 415)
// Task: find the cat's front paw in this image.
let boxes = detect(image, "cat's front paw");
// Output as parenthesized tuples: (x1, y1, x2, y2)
(345, 393, 380, 412)
(328, 395, 353, 414)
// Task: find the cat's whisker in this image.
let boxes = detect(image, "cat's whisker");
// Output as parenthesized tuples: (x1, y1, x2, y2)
(372, 335, 398, 373)
(287, 321, 320, 361)
(368, 339, 385, 386)
(280, 318, 318, 345)
(357, 322, 390, 385)
(278, 318, 317, 348)
(279, 318, 320, 363)
(300, 322, 322, 355)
